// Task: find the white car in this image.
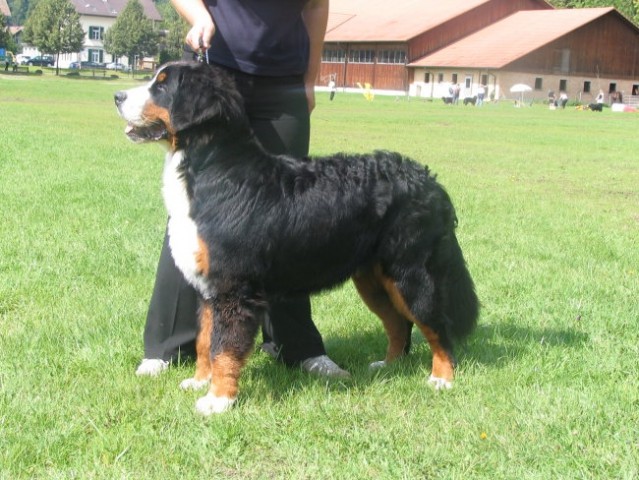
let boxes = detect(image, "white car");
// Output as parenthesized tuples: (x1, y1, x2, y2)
(106, 62, 130, 71)
(15, 54, 31, 65)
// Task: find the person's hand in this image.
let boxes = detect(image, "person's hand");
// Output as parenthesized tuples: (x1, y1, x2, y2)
(185, 17, 215, 52)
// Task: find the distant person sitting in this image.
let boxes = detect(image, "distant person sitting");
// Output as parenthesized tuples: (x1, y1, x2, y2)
(559, 92, 568, 109)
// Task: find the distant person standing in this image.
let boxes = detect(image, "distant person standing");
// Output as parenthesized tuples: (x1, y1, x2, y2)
(596, 89, 605, 104)
(452, 83, 461, 105)
(477, 84, 486, 106)
(328, 76, 337, 101)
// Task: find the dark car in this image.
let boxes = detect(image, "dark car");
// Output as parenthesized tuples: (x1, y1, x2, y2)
(80, 61, 106, 69)
(27, 55, 55, 67)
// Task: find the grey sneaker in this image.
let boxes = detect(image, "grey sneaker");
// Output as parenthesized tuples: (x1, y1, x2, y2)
(301, 355, 350, 379)
(260, 342, 280, 360)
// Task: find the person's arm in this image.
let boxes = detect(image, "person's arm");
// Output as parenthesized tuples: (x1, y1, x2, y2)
(302, 0, 329, 113)
(171, 0, 216, 51)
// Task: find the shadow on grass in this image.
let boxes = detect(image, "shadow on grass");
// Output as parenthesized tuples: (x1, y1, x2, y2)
(166, 321, 589, 403)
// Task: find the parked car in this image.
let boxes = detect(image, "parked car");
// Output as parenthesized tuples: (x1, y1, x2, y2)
(68, 61, 81, 69)
(16, 54, 31, 65)
(27, 56, 54, 67)
(80, 61, 106, 69)
(105, 62, 130, 71)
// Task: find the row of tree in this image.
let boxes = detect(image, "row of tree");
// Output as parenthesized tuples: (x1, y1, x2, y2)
(10, 0, 639, 25)
(4, 0, 639, 75)
(2, 0, 186, 74)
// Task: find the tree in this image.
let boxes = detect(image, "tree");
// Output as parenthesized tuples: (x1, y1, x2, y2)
(1, 15, 18, 53)
(22, 0, 84, 75)
(103, 0, 158, 70)
(156, 0, 188, 63)
(547, 0, 639, 23)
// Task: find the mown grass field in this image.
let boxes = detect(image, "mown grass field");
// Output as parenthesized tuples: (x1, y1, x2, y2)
(0, 72, 638, 479)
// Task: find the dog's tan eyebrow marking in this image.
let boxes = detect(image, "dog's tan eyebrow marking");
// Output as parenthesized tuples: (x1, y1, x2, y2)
(156, 72, 167, 83)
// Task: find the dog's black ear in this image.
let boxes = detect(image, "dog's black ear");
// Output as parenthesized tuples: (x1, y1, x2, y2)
(170, 63, 246, 132)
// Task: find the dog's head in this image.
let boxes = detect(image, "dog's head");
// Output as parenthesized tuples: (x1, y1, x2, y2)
(114, 61, 245, 146)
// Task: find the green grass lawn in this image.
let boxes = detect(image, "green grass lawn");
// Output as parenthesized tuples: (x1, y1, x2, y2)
(1, 73, 638, 479)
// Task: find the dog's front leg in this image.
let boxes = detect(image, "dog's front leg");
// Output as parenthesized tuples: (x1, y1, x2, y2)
(195, 293, 261, 415)
(180, 299, 213, 391)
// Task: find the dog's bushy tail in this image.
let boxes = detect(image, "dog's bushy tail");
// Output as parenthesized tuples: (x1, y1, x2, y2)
(438, 231, 479, 340)
(430, 190, 479, 341)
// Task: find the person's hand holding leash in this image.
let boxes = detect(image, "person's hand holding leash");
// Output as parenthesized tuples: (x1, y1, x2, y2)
(186, 18, 215, 52)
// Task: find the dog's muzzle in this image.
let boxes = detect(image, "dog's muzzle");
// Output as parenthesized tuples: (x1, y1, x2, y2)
(114, 90, 168, 143)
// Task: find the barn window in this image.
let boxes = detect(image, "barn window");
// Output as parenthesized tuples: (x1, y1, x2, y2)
(377, 50, 406, 64)
(559, 79, 567, 92)
(481, 74, 488, 86)
(583, 81, 591, 93)
(424, 72, 430, 83)
(348, 50, 374, 63)
(437, 73, 444, 83)
(534, 77, 543, 90)
(322, 48, 346, 62)
(608, 82, 617, 93)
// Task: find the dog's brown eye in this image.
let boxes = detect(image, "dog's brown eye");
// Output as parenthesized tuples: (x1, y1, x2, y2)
(156, 72, 167, 84)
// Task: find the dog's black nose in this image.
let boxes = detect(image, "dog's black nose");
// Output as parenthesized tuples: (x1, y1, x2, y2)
(114, 91, 127, 106)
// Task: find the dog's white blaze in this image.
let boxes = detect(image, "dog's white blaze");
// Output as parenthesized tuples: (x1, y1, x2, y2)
(163, 150, 210, 297)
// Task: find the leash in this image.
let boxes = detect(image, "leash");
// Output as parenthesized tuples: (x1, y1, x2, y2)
(196, 37, 209, 64)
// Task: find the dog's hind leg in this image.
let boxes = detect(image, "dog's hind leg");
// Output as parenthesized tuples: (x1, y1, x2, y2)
(374, 265, 456, 390)
(195, 292, 262, 415)
(180, 300, 213, 391)
(353, 266, 413, 369)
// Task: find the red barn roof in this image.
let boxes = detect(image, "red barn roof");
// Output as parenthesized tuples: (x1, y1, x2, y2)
(326, 0, 497, 42)
(409, 7, 616, 68)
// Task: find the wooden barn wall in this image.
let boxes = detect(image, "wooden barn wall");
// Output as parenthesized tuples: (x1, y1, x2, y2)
(319, 42, 408, 90)
(408, 0, 551, 62)
(506, 14, 639, 79)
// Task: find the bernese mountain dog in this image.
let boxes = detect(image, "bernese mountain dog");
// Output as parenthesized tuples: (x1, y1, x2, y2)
(114, 61, 479, 415)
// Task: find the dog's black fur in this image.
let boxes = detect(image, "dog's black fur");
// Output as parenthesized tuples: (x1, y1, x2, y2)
(463, 96, 478, 106)
(116, 62, 479, 413)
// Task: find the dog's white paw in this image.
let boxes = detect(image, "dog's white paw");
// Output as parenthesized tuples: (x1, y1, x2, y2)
(195, 393, 236, 415)
(179, 377, 210, 391)
(428, 375, 453, 390)
(369, 360, 388, 370)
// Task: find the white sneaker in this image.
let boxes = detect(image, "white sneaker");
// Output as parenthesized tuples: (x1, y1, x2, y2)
(135, 358, 169, 376)
(301, 355, 350, 379)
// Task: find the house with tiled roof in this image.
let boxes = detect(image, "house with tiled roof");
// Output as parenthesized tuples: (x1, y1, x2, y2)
(320, 0, 639, 102)
(0, 0, 11, 17)
(21, 0, 161, 68)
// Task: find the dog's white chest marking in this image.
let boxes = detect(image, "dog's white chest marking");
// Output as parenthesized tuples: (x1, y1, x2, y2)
(163, 150, 210, 297)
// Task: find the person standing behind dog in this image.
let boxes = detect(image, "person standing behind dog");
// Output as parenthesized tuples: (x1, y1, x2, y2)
(136, 0, 350, 379)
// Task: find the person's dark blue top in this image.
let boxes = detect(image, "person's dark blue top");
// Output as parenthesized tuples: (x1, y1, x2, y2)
(206, 0, 310, 76)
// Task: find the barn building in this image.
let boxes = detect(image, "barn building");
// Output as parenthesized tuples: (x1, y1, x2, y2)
(320, 0, 639, 103)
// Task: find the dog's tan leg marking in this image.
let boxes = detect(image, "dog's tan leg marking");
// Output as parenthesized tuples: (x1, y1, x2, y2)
(180, 302, 213, 391)
(353, 267, 411, 366)
(374, 265, 454, 388)
(196, 351, 248, 415)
